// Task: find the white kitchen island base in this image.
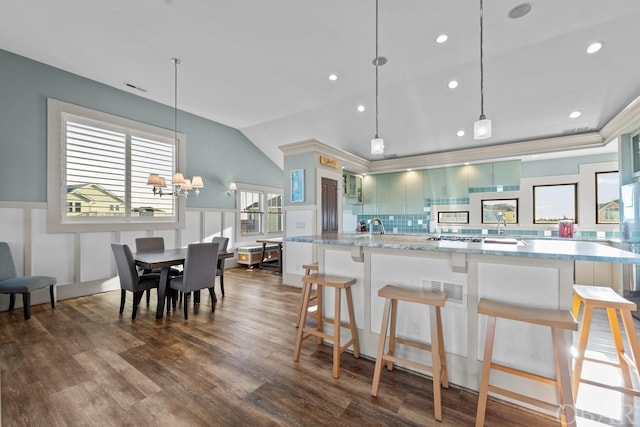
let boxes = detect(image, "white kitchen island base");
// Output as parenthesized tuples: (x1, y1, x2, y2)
(308, 242, 576, 413)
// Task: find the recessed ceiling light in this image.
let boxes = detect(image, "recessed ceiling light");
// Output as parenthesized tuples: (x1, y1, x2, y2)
(457, 130, 465, 137)
(586, 42, 603, 54)
(407, 168, 412, 171)
(328, 74, 338, 81)
(357, 105, 366, 112)
(508, 3, 532, 19)
(569, 111, 582, 119)
(435, 34, 448, 44)
(464, 162, 470, 165)
(448, 80, 458, 89)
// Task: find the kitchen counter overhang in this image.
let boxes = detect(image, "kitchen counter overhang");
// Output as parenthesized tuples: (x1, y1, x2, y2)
(287, 233, 640, 264)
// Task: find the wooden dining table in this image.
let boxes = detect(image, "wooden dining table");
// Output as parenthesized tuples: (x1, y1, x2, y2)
(135, 248, 234, 319)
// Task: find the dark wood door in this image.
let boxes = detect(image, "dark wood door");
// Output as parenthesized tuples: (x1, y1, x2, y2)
(321, 177, 338, 234)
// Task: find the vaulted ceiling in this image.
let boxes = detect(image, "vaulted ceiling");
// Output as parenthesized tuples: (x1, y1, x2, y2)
(3, 1, 640, 169)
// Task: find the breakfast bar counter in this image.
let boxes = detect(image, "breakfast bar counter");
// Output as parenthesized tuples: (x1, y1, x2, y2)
(287, 233, 640, 410)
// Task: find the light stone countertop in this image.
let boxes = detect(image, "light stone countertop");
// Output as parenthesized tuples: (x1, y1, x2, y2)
(287, 233, 640, 264)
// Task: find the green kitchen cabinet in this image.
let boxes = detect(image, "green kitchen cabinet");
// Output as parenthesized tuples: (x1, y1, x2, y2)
(424, 166, 467, 199)
(343, 171, 362, 203)
(361, 174, 378, 214)
(467, 160, 521, 189)
(377, 172, 406, 214)
(466, 163, 493, 188)
(405, 170, 425, 213)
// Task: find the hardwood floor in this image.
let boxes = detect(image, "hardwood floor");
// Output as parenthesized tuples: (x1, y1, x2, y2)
(0, 267, 638, 426)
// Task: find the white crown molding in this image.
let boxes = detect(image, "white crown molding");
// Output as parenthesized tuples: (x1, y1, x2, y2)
(279, 139, 369, 172)
(600, 94, 640, 143)
(280, 94, 640, 175)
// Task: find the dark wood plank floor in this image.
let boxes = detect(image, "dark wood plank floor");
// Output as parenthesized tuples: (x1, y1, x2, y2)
(1, 268, 638, 426)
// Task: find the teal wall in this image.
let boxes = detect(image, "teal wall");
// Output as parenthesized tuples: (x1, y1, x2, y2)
(521, 153, 617, 178)
(0, 49, 283, 207)
(283, 152, 316, 206)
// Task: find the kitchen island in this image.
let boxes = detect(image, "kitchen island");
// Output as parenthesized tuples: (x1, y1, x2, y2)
(287, 233, 640, 410)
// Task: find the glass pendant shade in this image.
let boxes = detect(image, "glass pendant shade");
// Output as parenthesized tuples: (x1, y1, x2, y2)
(371, 137, 384, 154)
(473, 117, 492, 140)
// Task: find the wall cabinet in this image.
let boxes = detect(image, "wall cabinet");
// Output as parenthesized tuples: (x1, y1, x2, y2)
(377, 172, 406, 214)
(359, 171, 426, 215)
(424, 166, 467, 199)
(361, 174, 378, 214)
(405, 170, 425, 213)
(466, 160, 521, 189)
(343, 171, 362, 203)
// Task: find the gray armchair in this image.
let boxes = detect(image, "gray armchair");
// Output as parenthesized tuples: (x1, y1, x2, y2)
(169, 242, 219, 320)
(0, 242, 56, 320)
(111, 243, 160, 320)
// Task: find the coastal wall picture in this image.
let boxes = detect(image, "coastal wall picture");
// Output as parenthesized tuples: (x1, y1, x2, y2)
(291, 169, 304, 203)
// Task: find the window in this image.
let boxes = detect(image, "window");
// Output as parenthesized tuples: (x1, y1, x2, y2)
(48, 99, 185, 231)
(596, 171, 619, 224)
(481, 199, 519, 224)
(267, 193, 283, 232)
(237, 184, 283, 237)
(533, 183, 578, 224)
(240, 190, 262, 235)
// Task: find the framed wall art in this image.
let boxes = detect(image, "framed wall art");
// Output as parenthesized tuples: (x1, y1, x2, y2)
(290, 169, 304, 203)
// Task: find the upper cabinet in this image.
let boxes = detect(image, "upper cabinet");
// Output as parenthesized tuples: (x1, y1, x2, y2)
(377, 172, 406, 214)
(343, 171, 362, 203)
(405, 170, 425, 213)
(361, 174, 378, 214)
(424, 166, 467, 199)
(467, 160, 521, 190)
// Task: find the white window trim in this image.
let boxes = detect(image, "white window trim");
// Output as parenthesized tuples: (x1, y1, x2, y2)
(47, 98, 186, 232)
(235, 182, 283, 241)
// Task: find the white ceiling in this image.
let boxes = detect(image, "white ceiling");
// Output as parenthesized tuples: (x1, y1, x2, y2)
(3, 1, 640, 169)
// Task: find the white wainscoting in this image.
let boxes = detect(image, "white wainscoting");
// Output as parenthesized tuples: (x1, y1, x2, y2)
(0, 203, 237, 312)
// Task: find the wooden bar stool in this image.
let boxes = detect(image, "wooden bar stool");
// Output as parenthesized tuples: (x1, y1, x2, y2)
(476, 298, 578, 427)
(293, 274, 360, 378)
(572, 284, 640, 399)
(295, 263, 319, 328)
(371, 285, 449, 421)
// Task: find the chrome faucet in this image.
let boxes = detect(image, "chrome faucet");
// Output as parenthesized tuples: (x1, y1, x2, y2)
(496, 212, 507, 235)
(371, 217, 385, 234)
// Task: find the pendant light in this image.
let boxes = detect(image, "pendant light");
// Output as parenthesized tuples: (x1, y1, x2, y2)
(371, 0, 385, 155)
(474, 0, 492, 140)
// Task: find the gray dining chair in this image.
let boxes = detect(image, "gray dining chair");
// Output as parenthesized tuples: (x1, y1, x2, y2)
(135, 237, 182, 305)
(0, 242, 56, 320)
(212, 236, 230, 296)
(111, 243, 161, 320)
(169, 242, 219, 320)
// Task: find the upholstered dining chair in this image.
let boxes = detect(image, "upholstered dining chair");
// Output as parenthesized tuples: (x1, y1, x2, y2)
(135, 237, 182, 305)
(0, 242, 56, 320)
(169, 242, 219, 320)
(212, 236, 230, 297)
(111, 243, 160, 320)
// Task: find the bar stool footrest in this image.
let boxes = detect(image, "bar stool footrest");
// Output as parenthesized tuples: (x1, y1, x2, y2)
(488, 385, 559, 414)
(578, 378, 640, 397)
